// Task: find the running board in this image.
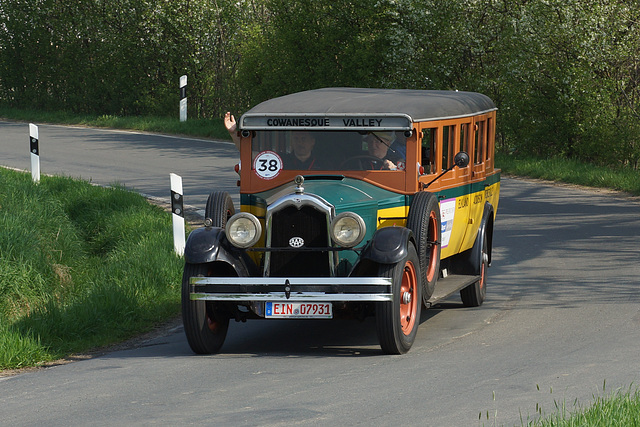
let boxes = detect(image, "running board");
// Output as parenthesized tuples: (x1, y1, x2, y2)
(426, 274, 480, 308)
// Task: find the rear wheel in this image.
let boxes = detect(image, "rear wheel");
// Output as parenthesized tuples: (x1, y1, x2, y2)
(205, 191, 235, 227)
(460, 234, 488, 307)
(182, 262, 230, 354)
(407, 192, 441, 304)
(376, 243, 422, 354)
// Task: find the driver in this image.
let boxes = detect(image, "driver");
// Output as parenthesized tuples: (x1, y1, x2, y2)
(365, 132, 405, 170)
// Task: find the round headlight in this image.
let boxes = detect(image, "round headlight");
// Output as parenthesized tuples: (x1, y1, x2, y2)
(225, 213, 262, 248)
(330, 212, 366, 248)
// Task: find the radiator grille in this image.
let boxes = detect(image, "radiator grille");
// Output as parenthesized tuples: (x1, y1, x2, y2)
(268, 205, 330, 276)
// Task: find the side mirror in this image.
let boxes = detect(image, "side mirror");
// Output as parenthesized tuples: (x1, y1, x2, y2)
(454, 151, 469, 168)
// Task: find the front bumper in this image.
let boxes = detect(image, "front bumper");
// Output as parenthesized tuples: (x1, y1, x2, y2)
(190, 277, 393, 302)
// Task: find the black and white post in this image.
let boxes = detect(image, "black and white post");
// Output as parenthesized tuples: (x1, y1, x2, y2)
(170, 173, 185, 256)
(29, 123, 40, 182)
(179, 75, 187, 122)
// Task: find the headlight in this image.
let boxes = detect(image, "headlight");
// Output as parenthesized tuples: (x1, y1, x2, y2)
(330, 212, 366, 248)
(225, 213, 262, 248)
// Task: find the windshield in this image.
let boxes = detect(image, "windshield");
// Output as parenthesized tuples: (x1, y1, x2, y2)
(251, 130, 407, 176)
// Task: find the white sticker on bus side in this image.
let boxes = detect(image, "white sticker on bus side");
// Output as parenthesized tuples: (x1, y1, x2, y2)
(440, 198, 456, 248)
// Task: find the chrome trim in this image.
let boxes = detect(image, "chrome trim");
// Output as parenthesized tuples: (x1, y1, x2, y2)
(191, 293, 392, 302)
(190, 277, 393, 302)
(264, 193, 335, 276)
(191, 277, 391, 285)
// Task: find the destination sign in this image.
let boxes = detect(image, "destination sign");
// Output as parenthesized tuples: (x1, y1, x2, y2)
(241, 114, 412, 130)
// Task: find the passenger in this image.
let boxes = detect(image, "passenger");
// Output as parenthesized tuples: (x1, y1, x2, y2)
(366, 131, 405, 170)
(282, 131, 323, 170)
(224, 112, 241, 150)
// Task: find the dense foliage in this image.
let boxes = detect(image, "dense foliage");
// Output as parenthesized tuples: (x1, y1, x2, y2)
(1, 0, 638, 167)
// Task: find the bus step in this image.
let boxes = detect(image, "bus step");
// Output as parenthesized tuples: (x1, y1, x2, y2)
(426, 274, 481, 307)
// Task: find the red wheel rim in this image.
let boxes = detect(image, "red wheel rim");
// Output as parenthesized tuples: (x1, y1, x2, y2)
(426, 211, 438, 282)
(400, 260, 418, 334)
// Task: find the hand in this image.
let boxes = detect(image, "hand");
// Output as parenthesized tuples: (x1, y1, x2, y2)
(383, 159, 397, 170)
(224, 112, 237, 133)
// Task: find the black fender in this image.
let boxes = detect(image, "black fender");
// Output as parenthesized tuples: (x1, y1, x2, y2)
(449, 202, 494, 275)
(184, 227, 259, 277)
(359, 226, 415, 265)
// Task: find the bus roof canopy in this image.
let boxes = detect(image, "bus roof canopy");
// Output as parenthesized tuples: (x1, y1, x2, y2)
(239, 88, 496, 131)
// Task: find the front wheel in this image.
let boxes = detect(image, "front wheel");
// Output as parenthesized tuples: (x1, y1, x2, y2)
(182, 262, 230, 354)
(376, 243, 422, 354)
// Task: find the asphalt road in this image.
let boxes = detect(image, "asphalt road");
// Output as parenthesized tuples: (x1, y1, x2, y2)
(0, 120, 240, 208)
(1, 121, 639, 426)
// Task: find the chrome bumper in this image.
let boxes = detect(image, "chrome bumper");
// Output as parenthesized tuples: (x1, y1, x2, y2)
(189, 277, 393, 302)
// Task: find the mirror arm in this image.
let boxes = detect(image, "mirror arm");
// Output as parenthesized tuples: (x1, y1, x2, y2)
(422, 151, 469, 189)
(422, 165, 456, 189)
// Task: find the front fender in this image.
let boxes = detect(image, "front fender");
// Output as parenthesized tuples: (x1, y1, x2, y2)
(184, 227, 258, 276)
(359, 226, 415, 265)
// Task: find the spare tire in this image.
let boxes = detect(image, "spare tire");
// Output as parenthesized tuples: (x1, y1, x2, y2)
(406, 192, 441, 304)
(205, 191, 235, 228)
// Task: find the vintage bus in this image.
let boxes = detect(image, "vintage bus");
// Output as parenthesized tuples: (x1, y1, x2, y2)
(182, 88, 500, 354)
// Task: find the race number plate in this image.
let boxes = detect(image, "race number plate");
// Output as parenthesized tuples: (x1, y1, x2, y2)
(265, 302, 333, 319)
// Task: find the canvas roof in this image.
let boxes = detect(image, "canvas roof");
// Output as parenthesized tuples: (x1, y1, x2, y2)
(240, 88, 496, 127)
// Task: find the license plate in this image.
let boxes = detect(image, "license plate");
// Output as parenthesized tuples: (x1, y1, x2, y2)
(265, 302, 333, 319)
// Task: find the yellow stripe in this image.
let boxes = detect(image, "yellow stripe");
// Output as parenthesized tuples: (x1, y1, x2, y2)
(377, 205, 408, 228)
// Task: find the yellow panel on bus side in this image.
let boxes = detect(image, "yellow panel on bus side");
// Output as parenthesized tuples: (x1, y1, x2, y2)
(485, 180, 500, 219)
(439, 194, 470, 259)
(454, 180, 501, 255)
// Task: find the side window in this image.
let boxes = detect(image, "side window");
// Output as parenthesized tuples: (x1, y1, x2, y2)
(474, 121, 486, 165)
(421, 128, 437, 174)
(486, 118, 493, 162)
(460, 123, 468, 154)
(442, 125, 455, 171)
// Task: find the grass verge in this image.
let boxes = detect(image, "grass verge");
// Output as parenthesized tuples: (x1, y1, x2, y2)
(496, 153, 640, 197)
(516, 384, 640, 426)
(0, 168, 183, 370)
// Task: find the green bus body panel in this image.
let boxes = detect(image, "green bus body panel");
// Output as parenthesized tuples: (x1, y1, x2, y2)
(241, 177, 406, 213)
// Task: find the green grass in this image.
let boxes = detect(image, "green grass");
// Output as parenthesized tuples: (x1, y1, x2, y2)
(0, 106, 231, 141)
(496, 153, 640, 197)
(0, 168, 183, 369)
(516, 384, 640, 426)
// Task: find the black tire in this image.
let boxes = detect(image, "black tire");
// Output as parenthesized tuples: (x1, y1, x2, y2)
(406, 192, 441, 304)
(182, 262, 230, 354)
(376, 243, 422, 354)
(205, 191, 235, 227)
(460, 233, 488, 307)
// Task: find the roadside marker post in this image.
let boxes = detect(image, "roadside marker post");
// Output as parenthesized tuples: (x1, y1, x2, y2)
(29, 123, 40, 182)
(170, 173, 186, 256)
(179, 75, 187, 122)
